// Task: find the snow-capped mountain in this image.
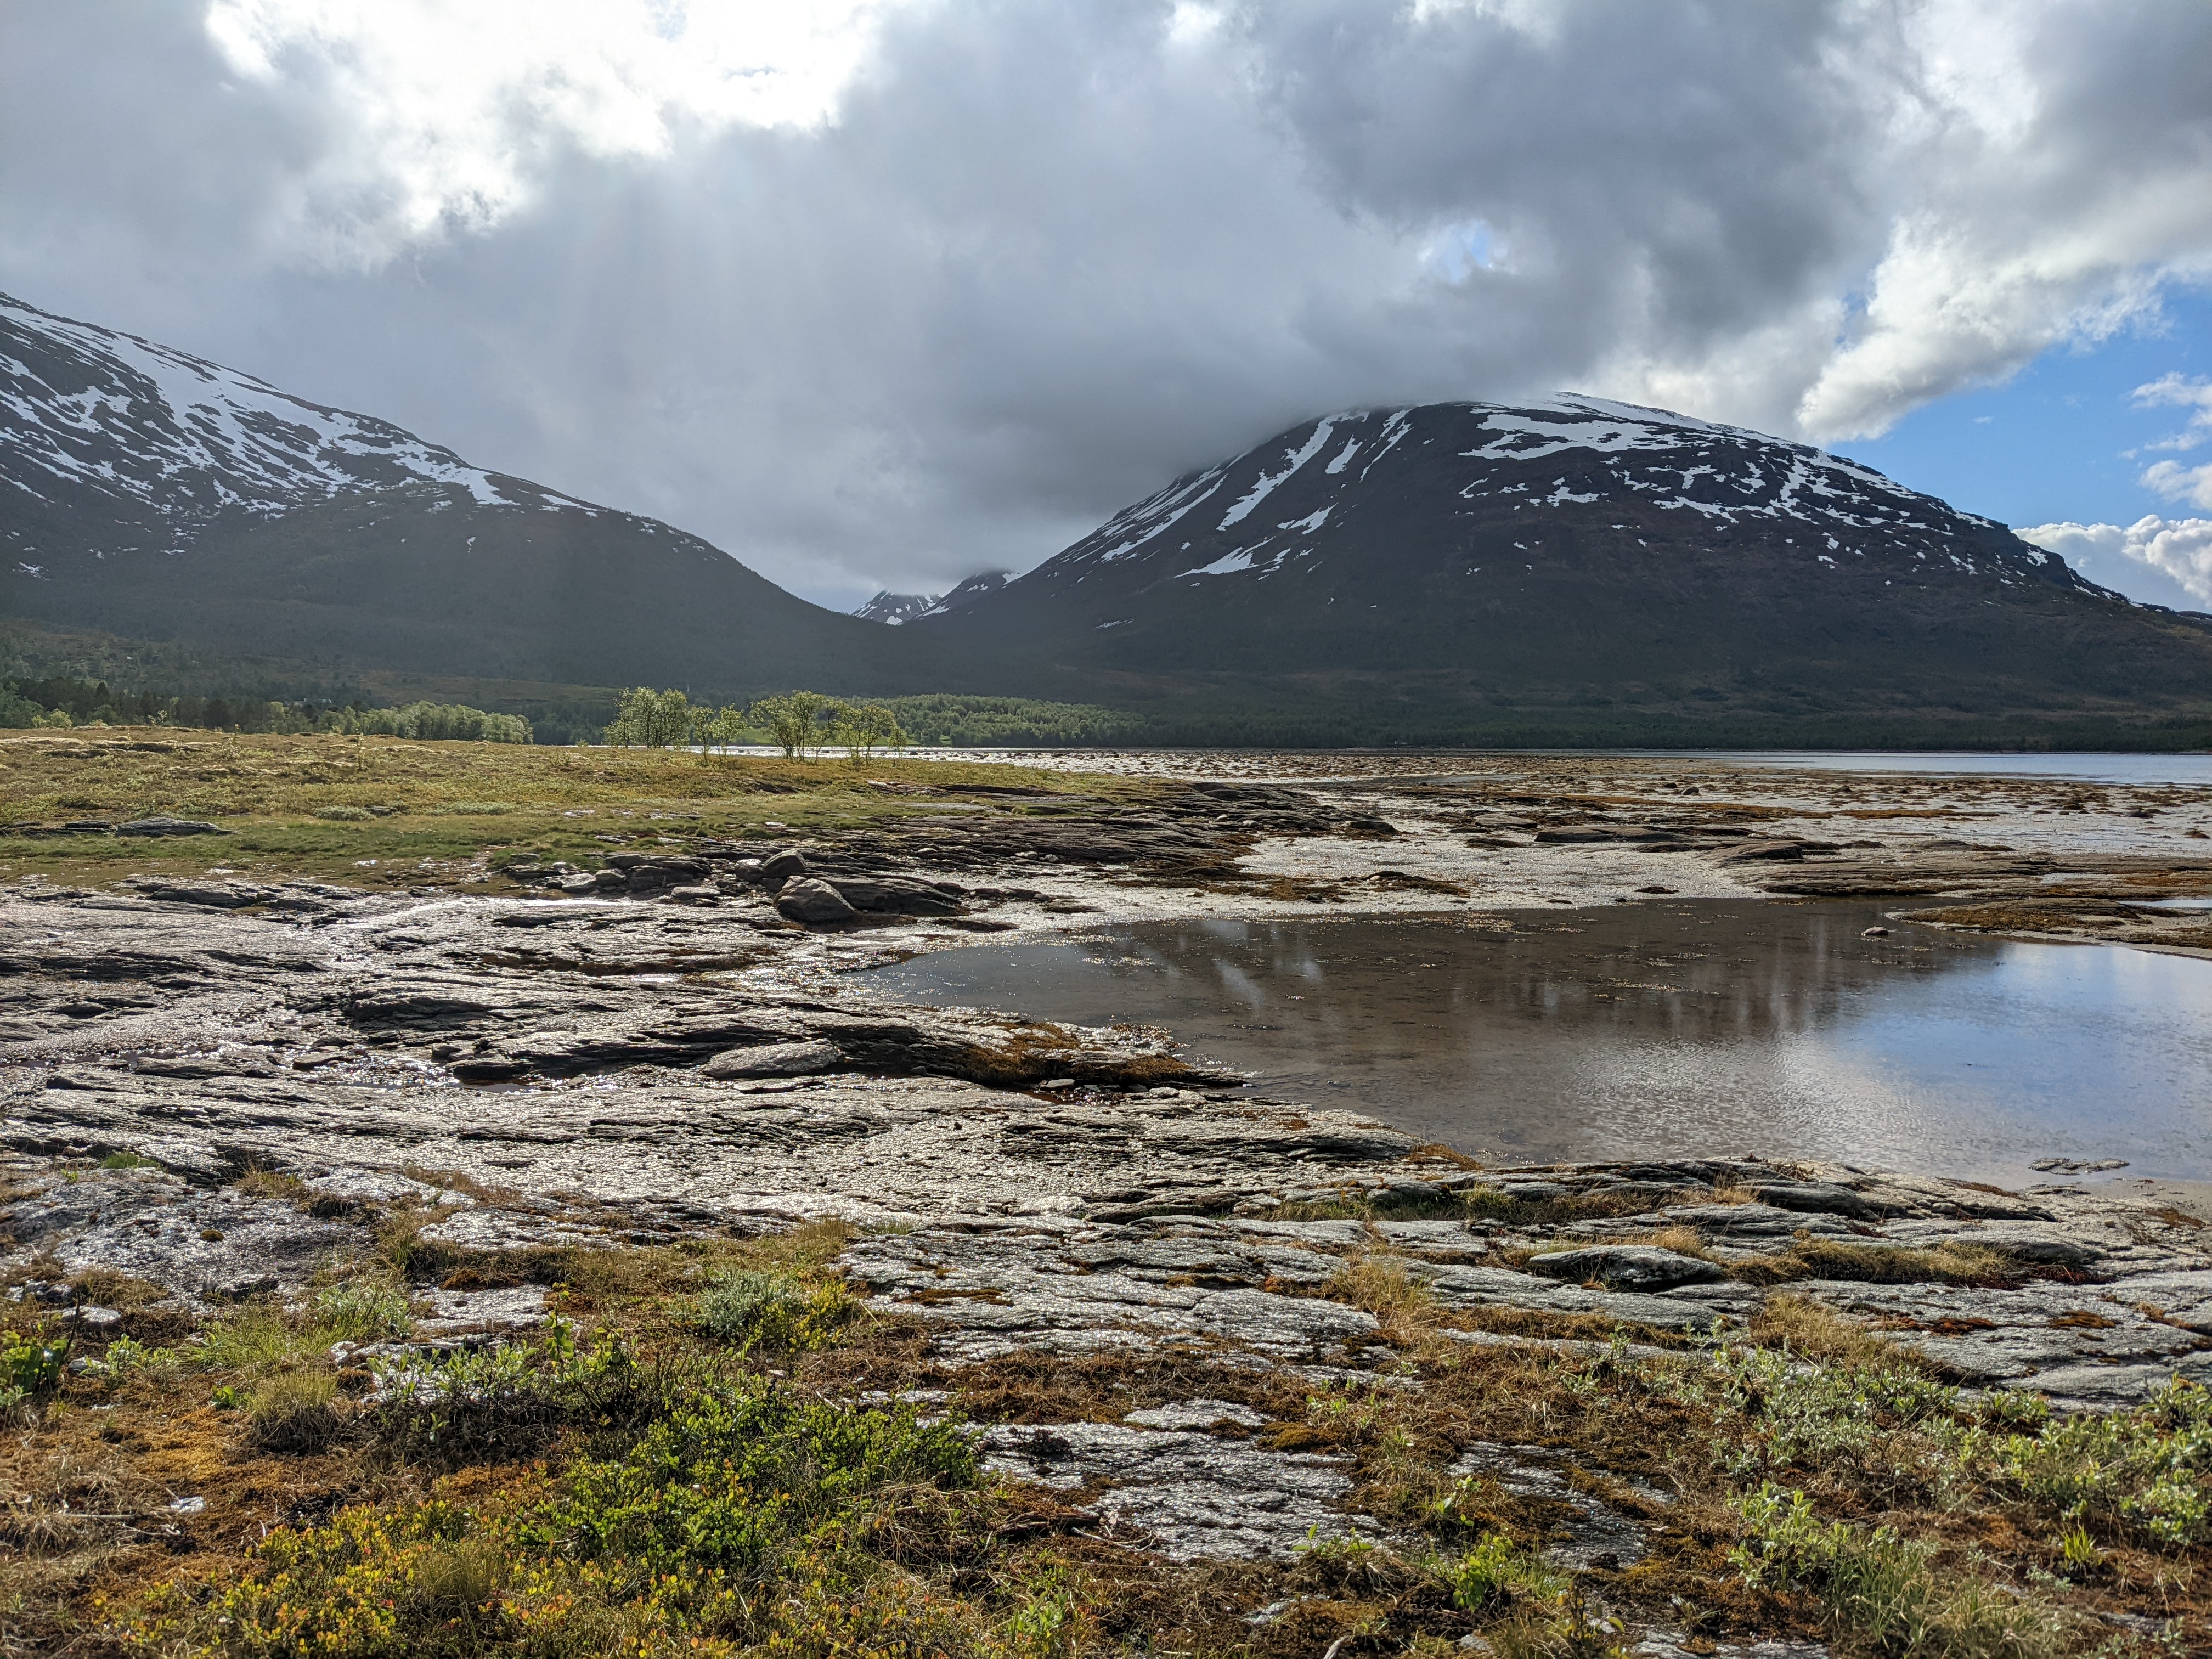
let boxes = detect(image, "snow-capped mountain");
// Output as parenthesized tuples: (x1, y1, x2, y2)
(1, 292, 533, 571)
(853, 590, 938, 625)
(0, 292, 936, 696)
(980, 396, 2103, 618)
(914, 397, 2212, 732)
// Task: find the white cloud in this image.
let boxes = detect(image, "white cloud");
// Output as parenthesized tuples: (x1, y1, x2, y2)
(200, 0, 910, 263)
(2018, 515, 2212, 610)
(2134, 374, 2212, 509)
(5, 1, 2212, 600)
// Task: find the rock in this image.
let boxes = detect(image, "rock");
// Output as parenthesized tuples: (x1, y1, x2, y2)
(702, 1040, 846, 1079)
(828, 878, 965, 917)
(1748, 1181, 1877, 1218)
(1862, 925, 1890, 938)
(115, 817, 229, 837)
(665, 885, 721, 905)
(1524, 1246, 1726, 1291)
(1448, 1441, 1649, 1568)
(121, 877, 274, 909)
(1711, 839, 1806, 864)
(776, 878, 860, 926)
(67, 1304, 123, 1331)
(980, 1421, 1372, 1560)
(761, 848, 809, 884)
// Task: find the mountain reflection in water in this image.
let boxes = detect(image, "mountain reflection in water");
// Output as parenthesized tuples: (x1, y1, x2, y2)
(861, 901, 2212, 1184)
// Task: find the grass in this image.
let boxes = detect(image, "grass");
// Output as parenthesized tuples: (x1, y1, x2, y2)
(1, 1228, 2205, 1658)
(0, 727, 1150, 893)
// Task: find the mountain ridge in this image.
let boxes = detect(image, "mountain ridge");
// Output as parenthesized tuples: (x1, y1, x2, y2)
(911, 397, 2212, 736)
(1, 292, 951, 699)
(9, 291, 2212, 746)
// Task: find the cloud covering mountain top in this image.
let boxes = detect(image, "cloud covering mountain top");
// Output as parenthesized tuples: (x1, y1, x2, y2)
(4, 1, 2211, 603)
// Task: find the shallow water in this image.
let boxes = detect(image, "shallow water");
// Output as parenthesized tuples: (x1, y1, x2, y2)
(1659, 750, 2212, 786)
(862, 902, 2212, 1184)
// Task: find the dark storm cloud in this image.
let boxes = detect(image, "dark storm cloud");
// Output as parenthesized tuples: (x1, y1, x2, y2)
(3, 1, 2210, 606)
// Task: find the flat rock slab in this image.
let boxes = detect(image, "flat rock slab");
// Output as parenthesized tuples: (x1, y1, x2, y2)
(1526, 1246, 1726, 1291)
(845, 1226, 1379, 1361)
(981, 1419, 1373, 1560)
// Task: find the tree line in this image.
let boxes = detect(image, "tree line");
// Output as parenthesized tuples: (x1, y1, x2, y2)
(601, 689, 907, 758)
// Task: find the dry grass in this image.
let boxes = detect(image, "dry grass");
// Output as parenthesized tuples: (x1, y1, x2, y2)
(1748, 1293, 1931, 1370)
(0, 729, 1147, 892)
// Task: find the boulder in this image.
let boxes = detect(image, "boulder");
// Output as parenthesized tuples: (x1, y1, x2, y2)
(1525, 1246, 1726, 1291)
(665, 885, 720, 906)
(831, 877, 966, 917)
(761, 848, 809, 884)
(776, 878, 859, 926)
(702, 1039, 846, 1079)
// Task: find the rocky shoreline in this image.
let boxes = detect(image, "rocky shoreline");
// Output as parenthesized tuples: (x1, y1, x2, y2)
(7, 751, 2212, 1649)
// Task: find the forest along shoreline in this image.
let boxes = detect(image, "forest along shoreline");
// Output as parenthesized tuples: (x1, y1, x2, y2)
(6, 731, 2212, 1653)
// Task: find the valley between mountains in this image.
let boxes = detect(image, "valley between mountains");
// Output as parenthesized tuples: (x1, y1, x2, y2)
(12, 290, 2212, 747)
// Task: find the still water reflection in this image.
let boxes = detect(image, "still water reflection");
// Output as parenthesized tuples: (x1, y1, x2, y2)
(862, 902, 2212, 1183)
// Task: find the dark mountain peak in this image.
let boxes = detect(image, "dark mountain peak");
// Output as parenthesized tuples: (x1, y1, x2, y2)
(1028, 396, 2102, 606)
(912, 395, 2212, 736)
(1, 292, 943, 699)
(918, 569, 1013, 617)
(853, 590, 939, 625)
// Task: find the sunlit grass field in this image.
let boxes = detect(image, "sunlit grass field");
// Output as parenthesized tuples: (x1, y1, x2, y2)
(0, 729, 1129, 892)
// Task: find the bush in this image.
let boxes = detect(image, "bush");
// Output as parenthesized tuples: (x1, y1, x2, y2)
(313, 804, 375, 821)
(1731, 1483, 2073, 1657)
(1439, 1531, 1568, 1611)
(150, 1375, 979, 1657)
(691, 1268, 860, 1354)
(1988, 1375, 2212, 1545)
(337, 702, 533, 743)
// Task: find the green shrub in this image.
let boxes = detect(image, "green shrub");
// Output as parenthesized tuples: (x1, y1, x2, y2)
(313, 804, 375, 821)
(1440, 1531, 1569, 1610)
(1731, 1483, 2073, 1657)
(2, 1327, 70, 1396)
(155, 1378, 978, 1656)
(1987, 1376, 2212, 1545)
(691, 1267, 859, 1354)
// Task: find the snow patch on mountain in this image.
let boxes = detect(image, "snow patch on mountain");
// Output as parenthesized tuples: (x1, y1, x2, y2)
(1, 291, 522, 548)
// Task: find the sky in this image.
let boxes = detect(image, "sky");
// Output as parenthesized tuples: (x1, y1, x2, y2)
(3, 0, 2211, 612)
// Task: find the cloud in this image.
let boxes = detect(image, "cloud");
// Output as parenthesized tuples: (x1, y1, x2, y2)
(2018, 515, 2212, 609)
(2135, 374, 2212, 509)
(4, 1, 2212, 602)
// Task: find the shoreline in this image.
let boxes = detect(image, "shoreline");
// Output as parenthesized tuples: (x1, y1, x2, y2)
(7, 737, 2212, 1647)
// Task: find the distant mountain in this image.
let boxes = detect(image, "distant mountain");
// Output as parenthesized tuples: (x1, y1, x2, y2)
(0, 292, 941, 698)
(853, 590, 938, 625)
(915, 398, 2212, 741)
(9, 288, 2212, 746)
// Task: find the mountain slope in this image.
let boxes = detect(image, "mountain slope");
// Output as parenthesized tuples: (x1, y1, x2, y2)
(915, 398, 2212, 738)
(1, 292, 938, 697)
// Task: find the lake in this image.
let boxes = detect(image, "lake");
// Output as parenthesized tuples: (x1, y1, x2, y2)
(861, 901, 2212, 1184)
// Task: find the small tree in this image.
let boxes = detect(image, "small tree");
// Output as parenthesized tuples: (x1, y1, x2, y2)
(748, 691, 832, 758)
(830, 702, 908, 761)
(692, 703, 748, 758)
(603, 687, 695, 748)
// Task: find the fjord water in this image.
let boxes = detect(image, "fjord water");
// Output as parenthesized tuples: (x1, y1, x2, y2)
(865, 902, 2212, 1184)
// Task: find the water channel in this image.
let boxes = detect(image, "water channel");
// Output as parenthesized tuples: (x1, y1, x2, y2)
(863, 901, 2212, 1184)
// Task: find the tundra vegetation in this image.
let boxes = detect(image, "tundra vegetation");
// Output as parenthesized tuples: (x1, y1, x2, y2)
(1, 1198, 2207, 1657)
(0, 728, 1129, 893)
